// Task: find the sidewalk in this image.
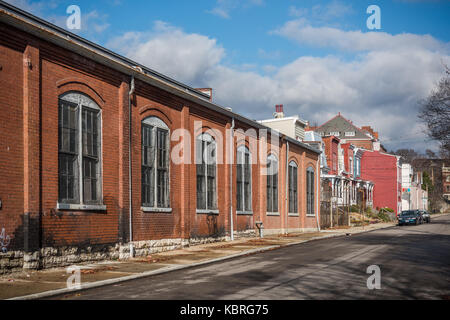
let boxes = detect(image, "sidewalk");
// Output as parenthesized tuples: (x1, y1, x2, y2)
(0, 221, 399, 300)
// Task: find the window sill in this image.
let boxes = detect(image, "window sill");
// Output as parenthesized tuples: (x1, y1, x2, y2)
(266, 212, 280, 216)
(56, 203, 106, 211)
(237, 211, 253, 215)
(141, 207, 172, 213)
(288, 213, 299, 217)
(196, 209, 219, 215)
(306, 214, 316, 217)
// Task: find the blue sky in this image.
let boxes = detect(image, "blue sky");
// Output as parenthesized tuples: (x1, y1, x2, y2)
(5, 0, 450, 152)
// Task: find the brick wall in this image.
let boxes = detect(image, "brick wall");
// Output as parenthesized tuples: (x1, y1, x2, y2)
(0, 21, 320, 271)
(361, 151, 400, 214)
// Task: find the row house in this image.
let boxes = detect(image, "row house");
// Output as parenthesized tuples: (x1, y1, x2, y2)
(0, 3, 321, 272)
(360, 150, 402, 214)
(443, 164, 450, 202)
(401, 164, 428, 211)
(310, 114, 374, 210)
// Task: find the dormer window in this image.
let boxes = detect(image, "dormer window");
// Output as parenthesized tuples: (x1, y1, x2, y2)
(330, 131, 340, 136)
(345, 131, 355, 137)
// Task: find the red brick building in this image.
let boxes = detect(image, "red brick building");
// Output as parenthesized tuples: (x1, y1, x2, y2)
(360, 150, 402, 214)
(0, 3, 320, 272)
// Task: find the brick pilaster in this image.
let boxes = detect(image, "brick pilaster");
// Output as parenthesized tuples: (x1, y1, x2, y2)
(22, 43, 41, 254)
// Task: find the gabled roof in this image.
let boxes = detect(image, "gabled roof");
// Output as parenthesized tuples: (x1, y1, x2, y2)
(316, 113, 372, 140)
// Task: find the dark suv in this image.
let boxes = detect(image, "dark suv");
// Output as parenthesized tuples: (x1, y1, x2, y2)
(398, 210, 423, 226)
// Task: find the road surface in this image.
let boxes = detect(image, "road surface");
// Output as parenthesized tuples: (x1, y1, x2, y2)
(52, 214, 450, 300)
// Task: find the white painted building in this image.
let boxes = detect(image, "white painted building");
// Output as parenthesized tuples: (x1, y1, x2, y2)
(401, 163, 428, 211)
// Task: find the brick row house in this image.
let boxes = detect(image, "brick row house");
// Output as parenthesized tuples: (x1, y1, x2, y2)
(0, 3, 321, 272)
(308, 114, 375, 212)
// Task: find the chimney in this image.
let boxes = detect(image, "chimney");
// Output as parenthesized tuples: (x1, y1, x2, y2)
(196, 88, 213, 101)
(274, 104, 285, 119)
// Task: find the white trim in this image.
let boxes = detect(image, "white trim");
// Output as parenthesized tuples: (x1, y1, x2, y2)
(141, 207, 172, 213)
(56, 203, 106, 211)
(266, 212, 280, 216)
(237, 211, 254, 215)
(196, 209, 219, 214)
(141, 116, 171, 209)
(59, 92, 103, 206)
(196, 133, 218, 212)
(258, 116, 308, 126)
(288, 213, 299, 217)
(236, 145, 252, 212)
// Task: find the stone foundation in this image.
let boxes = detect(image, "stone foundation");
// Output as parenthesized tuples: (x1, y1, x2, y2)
(0, 228, 296, 274)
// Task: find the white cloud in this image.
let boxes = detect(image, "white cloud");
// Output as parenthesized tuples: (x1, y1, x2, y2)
(4, 0, 58, 16)
(272, 19, 449, 53)
(207, 0, 264, 19)
(4, 0, 109, 36)
(289, 1, 354, 27)
(108, 20, 449, 152)
(107, 21, 225, 85)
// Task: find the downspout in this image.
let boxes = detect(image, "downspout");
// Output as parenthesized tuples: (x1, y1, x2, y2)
(316, 158, 321, 231)
(129, 76, 135, 257)
(285, 139, 289, 235)
(229, 117, 235, 241)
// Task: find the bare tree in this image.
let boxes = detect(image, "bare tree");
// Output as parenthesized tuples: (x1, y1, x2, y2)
(418, 65, 450, 155)
(391, 148, 419, 163)
(425, 149, 437, 159)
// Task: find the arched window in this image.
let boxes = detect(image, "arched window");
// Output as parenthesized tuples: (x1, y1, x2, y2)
(307, 167, 315, 216)
(58, 92, 102, 206)
(288, 161, 298, 213)
(196, 133, 217, 211)
(266, 154, 278, 213)
(141, 117, 170, 209)
(236, 146, 252, 212)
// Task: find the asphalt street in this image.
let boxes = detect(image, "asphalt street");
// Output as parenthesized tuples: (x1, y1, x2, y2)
(52, 214, 450, 300)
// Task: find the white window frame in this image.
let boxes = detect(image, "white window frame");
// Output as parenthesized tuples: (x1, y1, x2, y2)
(288, 161, 298, 214)
(141, 116, 172, 213)
(345, 131, 355, 137)
(330, 131, 340, 136)
(57, 92, 105, 211)
(306, 167, 315, 216)
(236, 145, 252, 214)
(196, 133, 218, 214)
(266, 154, 279, 215)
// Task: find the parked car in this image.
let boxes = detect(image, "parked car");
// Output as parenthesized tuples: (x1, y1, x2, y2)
(420, 210, 431, 223)
(398, 210, 423, 226)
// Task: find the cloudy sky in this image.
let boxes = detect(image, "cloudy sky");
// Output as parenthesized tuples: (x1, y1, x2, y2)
(5, 0, 450, 152)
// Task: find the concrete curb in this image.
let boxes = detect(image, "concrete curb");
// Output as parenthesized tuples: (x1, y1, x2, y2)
(8, 222, 399, 300)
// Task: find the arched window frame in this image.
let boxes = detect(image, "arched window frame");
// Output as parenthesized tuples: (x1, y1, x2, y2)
(288, 161, 298, 214)
(266, 154, 279, 215)
(236, 145, 252, 214)
(196, 132, 218, 213)
(306, 166, 315, 216)
(141, 116, 171, 212)
(57, 91, 105, 210)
